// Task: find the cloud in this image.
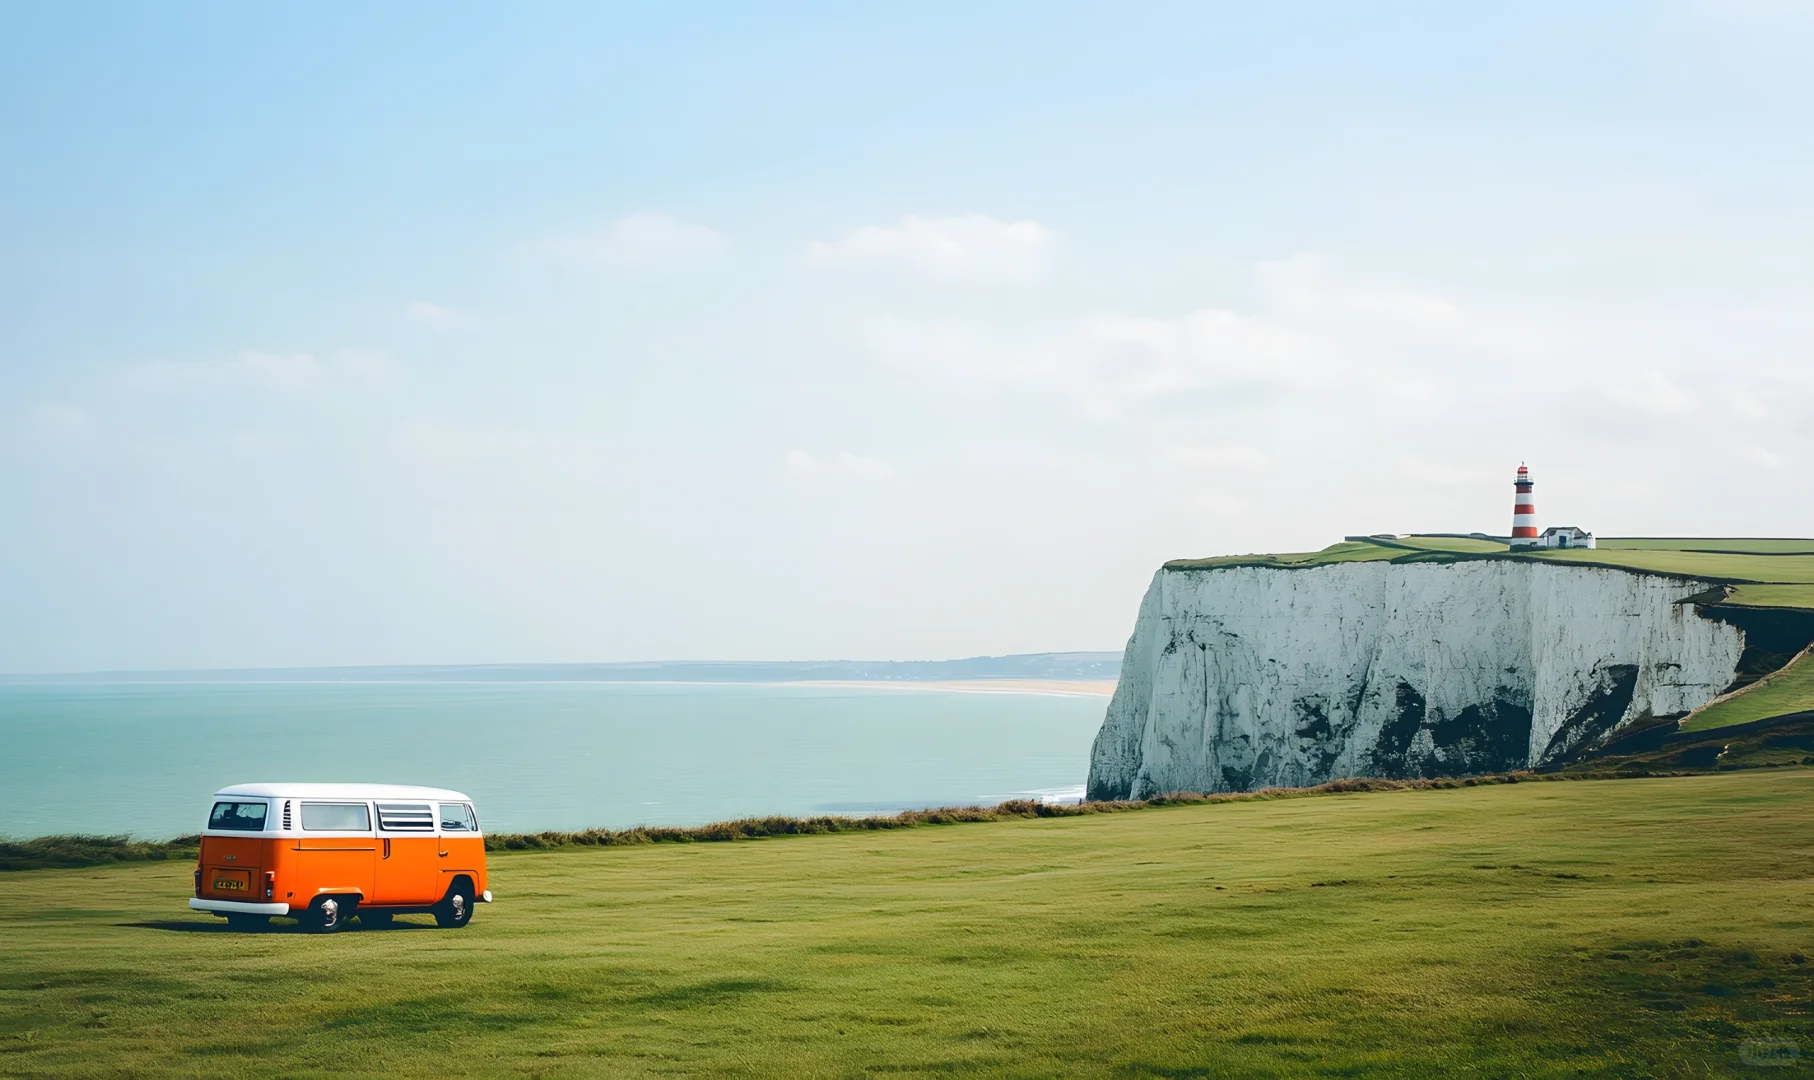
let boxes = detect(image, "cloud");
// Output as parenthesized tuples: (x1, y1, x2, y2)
(406, 301, 469, 328)
(1077, 309, 1341, 398)
(854, 255, 1491, 424)
(864, 303, 1339, 420)
(395, 422, 601, 466)
(1191, 491, 1256, 518)
(1398, 455, 1492, 488)
(1258, 254, 1459, 330)
(805, 215, 1053, 282)
(542, 213, 728, 268)
(1167, 446, 1268, 471)
(1741, 445, 1786, 469)
(854, 254, 1813, 454)
(862, 317, 1050, 385)
(392, 423, 621, 495)
(1724, 390, 1770, 419)
(236, 352, 328, 392)
(125, 350, 394, 394)
(782, 449, 895, 478)
(1606, 371, 1697, 417)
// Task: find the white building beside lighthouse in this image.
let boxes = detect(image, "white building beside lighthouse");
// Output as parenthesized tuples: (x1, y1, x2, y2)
(1536, 526, 1596, 549)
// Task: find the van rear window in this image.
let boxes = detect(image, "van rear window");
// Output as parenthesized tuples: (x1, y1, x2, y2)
(300, 802, 371, 831)
(209, 801, 268, 831)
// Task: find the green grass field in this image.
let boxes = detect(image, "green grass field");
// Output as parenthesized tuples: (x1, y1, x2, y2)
(4, 771, 1812, 1077)
(1727, 584, 1814, 611)
(1602, 539, 1814, 555)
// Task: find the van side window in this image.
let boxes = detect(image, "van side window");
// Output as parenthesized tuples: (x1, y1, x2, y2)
(439, 803, 478, 832)
(300, 802, 371, 831)
(376, 803, 435, 831)
(209, 801, 268, 831)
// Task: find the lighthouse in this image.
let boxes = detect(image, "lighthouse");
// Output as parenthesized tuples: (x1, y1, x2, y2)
(1510, 464, 1538, 548)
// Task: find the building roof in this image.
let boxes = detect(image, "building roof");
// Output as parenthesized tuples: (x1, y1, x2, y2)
(1540, 526, 1594, 535)
(214, 782, 472, 802)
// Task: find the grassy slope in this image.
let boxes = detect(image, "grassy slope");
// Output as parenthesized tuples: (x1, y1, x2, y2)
(3, 772, 1811, 1078)
(1684, 649, 1814, 733)
(1727, 584, 1814, 610)
(1556, 715, 1814, 773)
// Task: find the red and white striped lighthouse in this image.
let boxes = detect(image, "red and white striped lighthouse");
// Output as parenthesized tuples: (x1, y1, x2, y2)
(1511, 464, 1538, 546)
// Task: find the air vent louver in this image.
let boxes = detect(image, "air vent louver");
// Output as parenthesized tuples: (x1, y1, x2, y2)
(376, 803, 435, 831)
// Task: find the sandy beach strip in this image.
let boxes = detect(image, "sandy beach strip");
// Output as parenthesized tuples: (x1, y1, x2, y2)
(780, 678, 1118, 698)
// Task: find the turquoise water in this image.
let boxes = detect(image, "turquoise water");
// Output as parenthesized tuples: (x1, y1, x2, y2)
(0, 682, 1109, 839)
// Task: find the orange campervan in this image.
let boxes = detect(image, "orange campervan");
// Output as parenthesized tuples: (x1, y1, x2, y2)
(189, 783, 492, 932)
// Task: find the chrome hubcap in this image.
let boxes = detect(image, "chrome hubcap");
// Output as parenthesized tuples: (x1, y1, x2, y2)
(320, 898, 339, 925)
(451, 894, 466, 919)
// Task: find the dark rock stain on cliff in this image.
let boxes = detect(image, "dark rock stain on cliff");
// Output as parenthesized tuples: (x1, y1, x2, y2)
(1368, 682, 1532, 780)
(1293, 696, 1344, 777)
(1369, 681, 1427, 776)
(1427, 692, 1533, 776)
(1538, 664, 1639, 765)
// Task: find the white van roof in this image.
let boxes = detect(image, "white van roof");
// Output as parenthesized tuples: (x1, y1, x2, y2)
(214, 783, 473, 803)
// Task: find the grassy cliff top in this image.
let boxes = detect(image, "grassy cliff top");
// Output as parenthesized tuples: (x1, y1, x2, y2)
(1166, 535, 1814, 611)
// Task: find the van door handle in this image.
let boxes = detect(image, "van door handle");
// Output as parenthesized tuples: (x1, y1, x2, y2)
(438, 851, 449, 857)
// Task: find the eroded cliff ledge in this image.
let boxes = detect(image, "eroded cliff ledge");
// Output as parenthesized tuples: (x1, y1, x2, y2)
(1086, 560, 1746, 799)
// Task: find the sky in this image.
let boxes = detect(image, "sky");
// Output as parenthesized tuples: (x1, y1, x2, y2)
(3, 2, 1812, 673)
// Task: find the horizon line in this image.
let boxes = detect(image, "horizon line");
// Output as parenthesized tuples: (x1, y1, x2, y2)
(0, 650, 1125, 682)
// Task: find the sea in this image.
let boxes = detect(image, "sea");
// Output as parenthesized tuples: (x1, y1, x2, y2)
(0, 681, 1111, 839)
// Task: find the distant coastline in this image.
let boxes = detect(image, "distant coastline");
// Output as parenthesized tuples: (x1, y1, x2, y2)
(786, 678, 1117, 698)
(0, 651, 1121, 685)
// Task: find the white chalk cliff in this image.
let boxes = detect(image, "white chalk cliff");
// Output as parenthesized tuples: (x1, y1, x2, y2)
(1086, 560, 1746, 799)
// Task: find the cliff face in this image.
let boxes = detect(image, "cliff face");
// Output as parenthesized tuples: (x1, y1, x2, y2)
(1086, 561, 1745, 800)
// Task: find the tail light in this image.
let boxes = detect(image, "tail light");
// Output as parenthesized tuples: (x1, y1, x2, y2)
(265, 872, 276, 900)
(193, 868, 202, 897)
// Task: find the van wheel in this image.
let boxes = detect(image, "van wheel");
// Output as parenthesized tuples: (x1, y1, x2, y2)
(434, 881, 474, 929)
(224, 913, 269, 931)
(360, 910, 394, 929)
(305, 896, 350, 933)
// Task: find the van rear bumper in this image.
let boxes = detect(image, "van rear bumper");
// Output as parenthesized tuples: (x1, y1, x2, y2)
(190, 898, 291, 916)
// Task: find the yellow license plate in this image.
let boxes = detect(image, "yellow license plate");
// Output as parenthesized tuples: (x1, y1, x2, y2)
(213, 878, 246, 891)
